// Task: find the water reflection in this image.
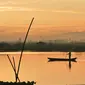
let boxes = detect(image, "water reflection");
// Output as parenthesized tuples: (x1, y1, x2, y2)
(68, 60, 77, 70)
(0, 52, 85, 85)
(48, 52, 77, 70)
(48, 58, 77, 70)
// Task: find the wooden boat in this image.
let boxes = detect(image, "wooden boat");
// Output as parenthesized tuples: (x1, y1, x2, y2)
(48, 57, 77, 62)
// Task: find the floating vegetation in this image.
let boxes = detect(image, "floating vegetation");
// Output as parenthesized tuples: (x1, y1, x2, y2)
(0, 81, 36, 85)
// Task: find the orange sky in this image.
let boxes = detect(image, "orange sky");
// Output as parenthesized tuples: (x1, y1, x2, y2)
(0, 0, 85, 41)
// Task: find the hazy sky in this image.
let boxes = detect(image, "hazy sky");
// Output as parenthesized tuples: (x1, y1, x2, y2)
(0, 0, 85, 41)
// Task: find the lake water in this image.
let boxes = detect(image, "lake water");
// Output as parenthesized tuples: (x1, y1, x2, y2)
(0, 52, 85, 85)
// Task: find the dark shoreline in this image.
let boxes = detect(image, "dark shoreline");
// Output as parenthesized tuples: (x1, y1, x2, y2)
(0, 41, 85, 52)
(0, 50, 85, 52)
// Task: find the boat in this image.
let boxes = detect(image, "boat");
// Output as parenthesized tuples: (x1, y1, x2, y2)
(48, 57, 77, 62)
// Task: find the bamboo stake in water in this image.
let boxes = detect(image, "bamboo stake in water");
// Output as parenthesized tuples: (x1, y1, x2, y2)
(12, 57, 16, 73)
(7, 55, 20, 82)
(13, 57, 20, 82)
(17, 17, 34, 81)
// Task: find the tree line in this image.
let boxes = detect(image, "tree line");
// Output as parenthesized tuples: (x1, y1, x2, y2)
(0, 41, 85, 52)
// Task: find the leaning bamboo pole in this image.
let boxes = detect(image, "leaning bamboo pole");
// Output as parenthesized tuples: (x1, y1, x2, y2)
(12, 57, 20, 82)
(16, 17, 34, 82)
(7, 17, 34, 82)
(7, 55, 20, 82)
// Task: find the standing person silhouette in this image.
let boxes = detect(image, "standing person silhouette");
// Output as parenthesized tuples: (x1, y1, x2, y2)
(68, 51, 71, 59)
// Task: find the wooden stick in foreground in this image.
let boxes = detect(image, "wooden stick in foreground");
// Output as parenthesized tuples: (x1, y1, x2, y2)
(13, 57, 20, 82)
(17, 17, 34, 81)
(7, 54, 20, 82)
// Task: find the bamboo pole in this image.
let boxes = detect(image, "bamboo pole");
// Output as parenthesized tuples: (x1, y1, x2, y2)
(7, 55, 14, 71)
(17, 17, 34, 81)
(7, 55, 20, 82)
(12, 57, 20, 82)
(12, 57, 16, 73)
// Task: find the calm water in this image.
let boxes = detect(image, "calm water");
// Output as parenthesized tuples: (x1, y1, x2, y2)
(0, 52, 85, 85)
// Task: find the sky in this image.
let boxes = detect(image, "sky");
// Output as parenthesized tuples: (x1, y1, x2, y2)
(0, 0, 85, 41)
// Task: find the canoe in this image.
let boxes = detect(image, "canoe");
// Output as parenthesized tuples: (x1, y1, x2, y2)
(48, 57, 77, 62)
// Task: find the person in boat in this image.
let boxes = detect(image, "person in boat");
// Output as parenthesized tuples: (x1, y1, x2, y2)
(68, 51, 71, 59)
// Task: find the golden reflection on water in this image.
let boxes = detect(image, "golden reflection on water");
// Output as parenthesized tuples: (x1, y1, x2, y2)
(0, 52, 85, 85)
